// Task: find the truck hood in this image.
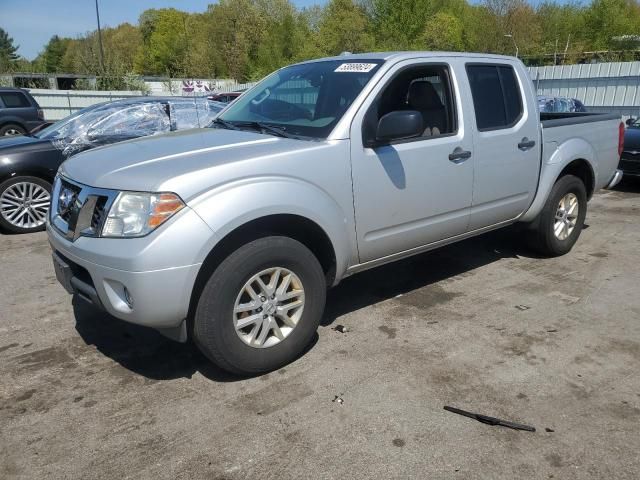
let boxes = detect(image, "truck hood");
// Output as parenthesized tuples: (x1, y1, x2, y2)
(59, 128, 317, 199)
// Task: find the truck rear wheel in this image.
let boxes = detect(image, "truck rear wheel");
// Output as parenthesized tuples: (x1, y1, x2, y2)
(528, 174, 587, 257)
(193, 236, 326, 376)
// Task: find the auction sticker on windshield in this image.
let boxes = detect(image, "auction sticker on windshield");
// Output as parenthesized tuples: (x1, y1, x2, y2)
(334, 63, 378, 73)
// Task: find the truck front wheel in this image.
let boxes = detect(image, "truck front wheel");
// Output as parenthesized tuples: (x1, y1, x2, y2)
(193, 236, 326, 376)
(528, 174, 587, 257)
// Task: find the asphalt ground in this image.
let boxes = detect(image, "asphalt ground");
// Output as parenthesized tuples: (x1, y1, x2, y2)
(1, 179, 639, 479)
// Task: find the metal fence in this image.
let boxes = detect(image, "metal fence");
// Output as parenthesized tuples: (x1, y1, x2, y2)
(30, 62, 640, 122)
(31, 81, 259, 121)
(30, 89, 145, 121)
(528, 61, 640, 120)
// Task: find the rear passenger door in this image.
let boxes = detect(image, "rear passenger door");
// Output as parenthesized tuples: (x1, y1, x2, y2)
(0, 91, 35, 125)
(465, 63, 540, 230)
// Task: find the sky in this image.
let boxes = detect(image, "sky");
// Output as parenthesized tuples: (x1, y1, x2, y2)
(1, 0, 325, 60)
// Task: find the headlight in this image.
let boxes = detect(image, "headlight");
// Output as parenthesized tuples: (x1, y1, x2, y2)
(101, 192, 184, 237)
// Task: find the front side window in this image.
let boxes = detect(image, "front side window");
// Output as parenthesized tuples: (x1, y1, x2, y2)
(1, 92, 31, 108)
(216, 60, 383, 139)
(466, 64, 523, 131)
(364, 64, 457, 142)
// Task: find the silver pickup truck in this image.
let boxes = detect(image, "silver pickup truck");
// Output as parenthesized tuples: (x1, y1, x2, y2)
(47, 52, 623, 375)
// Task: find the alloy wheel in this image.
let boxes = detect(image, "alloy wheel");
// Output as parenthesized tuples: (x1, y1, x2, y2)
(553, 192, 579, 240)
(233, 267, 305, 348)
(0, 182, 51, 230)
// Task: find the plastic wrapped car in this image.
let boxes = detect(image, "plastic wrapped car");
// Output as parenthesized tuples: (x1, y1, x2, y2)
(538, 96, 587, 113)
(0, 97, 226, 234)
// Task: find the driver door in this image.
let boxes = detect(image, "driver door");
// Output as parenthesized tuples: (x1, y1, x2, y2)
(349, 60, 475, 263)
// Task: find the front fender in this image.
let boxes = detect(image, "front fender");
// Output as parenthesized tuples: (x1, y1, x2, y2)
(519, 138, 596, 223)
(188, 176, 355, 282)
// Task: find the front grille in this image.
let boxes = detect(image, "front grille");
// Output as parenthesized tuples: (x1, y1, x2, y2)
(91, 197, 108, 231)
(51, 176, 117, 241)
(620, 158, 640, 175)
(58, 179, 81, 223)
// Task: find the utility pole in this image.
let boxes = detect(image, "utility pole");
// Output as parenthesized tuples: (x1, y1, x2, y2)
(563, 34, 571, 64)
(504, 34, 519, 58)
(95, 0, 105, 73)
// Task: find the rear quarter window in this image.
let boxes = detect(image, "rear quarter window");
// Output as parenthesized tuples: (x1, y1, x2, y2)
(0, 92, 32, 108)
(466, 64, 523, 131)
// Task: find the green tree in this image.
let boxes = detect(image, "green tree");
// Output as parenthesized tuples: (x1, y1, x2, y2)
(422, 11, 465, 51)
(371, 0, 437, 49)
(246, 0, 310, 78)
(36, 35, 71, 72)
(536, 2, 586, 63)
(584, 0, 640, 51)
(0, 27, 19, 72)
(135, 8, 190, 76)
(316, 0, 374, 55)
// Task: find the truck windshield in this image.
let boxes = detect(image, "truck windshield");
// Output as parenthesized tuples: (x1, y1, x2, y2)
(214, 59, 383, 139)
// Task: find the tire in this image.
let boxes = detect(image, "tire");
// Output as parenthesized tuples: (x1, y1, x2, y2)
(193, 236, 326, 375)
(0, 123, 26, 136)
(0, 176, 52, 234)
(527, 174, 587, 257)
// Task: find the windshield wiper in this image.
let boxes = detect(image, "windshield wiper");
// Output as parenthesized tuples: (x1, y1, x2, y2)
(210, 118, 241, 130)
(233, 121, 302, 139)
(211, 118, 305, 140)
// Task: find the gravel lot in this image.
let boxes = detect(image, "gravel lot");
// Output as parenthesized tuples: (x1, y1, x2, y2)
(1, 181, 639, 480)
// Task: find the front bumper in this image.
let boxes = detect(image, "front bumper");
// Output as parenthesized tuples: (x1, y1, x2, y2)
(47, 207, 217, 339)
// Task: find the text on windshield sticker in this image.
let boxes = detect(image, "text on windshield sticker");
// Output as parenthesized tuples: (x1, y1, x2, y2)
(334, 63, 377, 73)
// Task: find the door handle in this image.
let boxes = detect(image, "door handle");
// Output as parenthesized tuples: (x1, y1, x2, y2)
(518, 137, 536, 151)
(449, 147, 472, 163)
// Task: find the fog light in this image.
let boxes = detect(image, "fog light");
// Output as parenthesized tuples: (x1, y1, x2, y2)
(123, 287, 134, 308)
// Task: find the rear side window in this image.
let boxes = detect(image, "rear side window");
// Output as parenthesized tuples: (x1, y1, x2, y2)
(466, 65, 523, 131)
(0, 92, 31, 108)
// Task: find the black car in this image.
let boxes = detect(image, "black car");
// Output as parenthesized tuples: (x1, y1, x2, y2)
(621, 118, 640, 178)
(0, 87, 46, 136)
(0, 97, 225, 234)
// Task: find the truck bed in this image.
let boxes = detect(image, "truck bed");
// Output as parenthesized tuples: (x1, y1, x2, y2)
(540, 111, 620, 128)
(540, 111, 621, 192)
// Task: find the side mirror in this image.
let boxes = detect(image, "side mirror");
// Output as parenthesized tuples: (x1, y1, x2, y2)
(626, 117, 635, 126)
(375, 110, 423, 145)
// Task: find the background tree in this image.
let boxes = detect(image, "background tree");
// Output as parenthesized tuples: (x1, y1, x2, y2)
(135, 8, 191, 76)
(0, 27, 20, 72)
(422, 11, 465, 51)
(8, 0, 640, 84)
(34, 35, 71, 73)
(316, 0, 374, 55)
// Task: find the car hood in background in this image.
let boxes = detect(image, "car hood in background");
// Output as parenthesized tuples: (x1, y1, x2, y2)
(0, 134, 55, 154)
(623, 127, 640, 152)
(59, 128, 326, 199)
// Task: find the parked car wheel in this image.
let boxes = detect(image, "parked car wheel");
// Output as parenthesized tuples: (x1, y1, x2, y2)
(528, 174, 587, 256)
(0, 176, 51, 234)
(0, 123, 26, 136)
(193, 236, 326, 376)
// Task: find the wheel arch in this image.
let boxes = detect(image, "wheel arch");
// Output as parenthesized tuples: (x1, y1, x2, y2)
(187, 213, 338, 329)
(0, 169, 55, 186)
(557, 158, 595, 199)
(0, 119, 27, 132)
(520, 145, 597, 223)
